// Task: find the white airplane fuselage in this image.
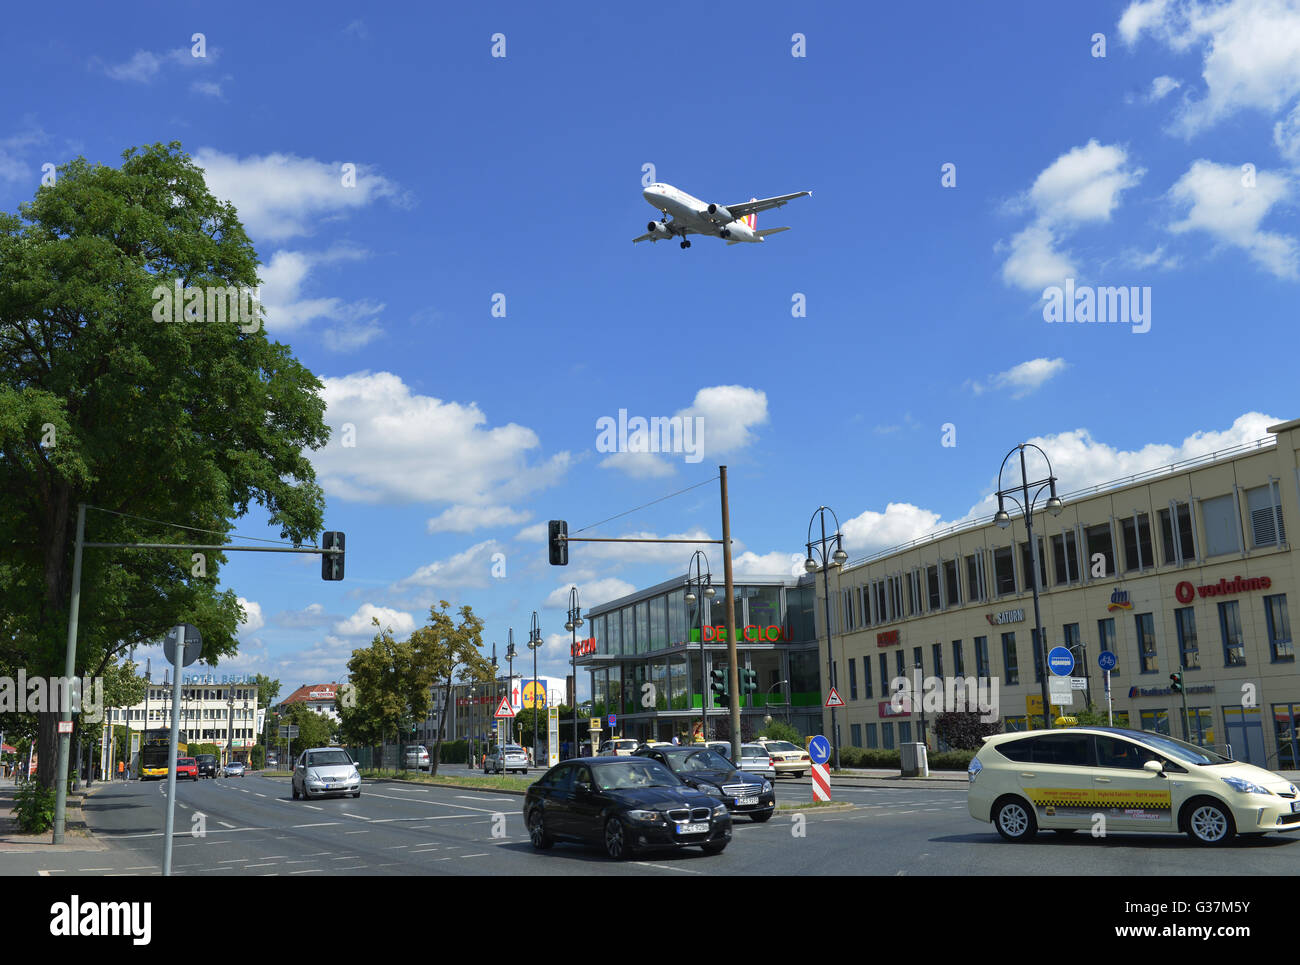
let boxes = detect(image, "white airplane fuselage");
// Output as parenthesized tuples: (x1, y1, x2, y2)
(642, 183, 761, 242)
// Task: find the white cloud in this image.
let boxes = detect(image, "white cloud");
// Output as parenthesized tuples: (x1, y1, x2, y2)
(1275, 101, 1300, 159)
(544, 578, 637, 610)
(101, 47, 216, 83)
(333, 603, 416, 637)
(579, 528, 733, 566)
(193, 148, 404, 242)
(271, 603, 330, 629)
(426, 505, 531, 534)
(259, 247, 386, 348)
(312, 371, 571, 506)
(393, 540, 505, 592)
(1119, 0, 1300, 137)
(1148, 75, 1182, 101)
(1122, 244, 1182, 269)
(598, 451, 677, 478)
(1168, 159, 1298, 277)
(237, 598, 264, 633)
(968, 358, 1068, 399)
(515, 523, 546, 542)
(0, 128, 47, 184)
(1001, 142, 1144, 290)
(730, 550, 804, 578)
(191, 80, 224, 98)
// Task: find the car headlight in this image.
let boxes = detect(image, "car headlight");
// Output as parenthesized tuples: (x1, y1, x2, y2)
(695, 782, 724, 798)
(711, 804, 728, 817)
(761, 779, 772, 793)
(968, 757, 983, 783)
(1222, 777, 1272, 796)
(627, 809, 659, 822)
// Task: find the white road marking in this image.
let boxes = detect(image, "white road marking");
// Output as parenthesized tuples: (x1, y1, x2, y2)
(218, 821, 236, 828)
(364, 791, 498, 813)
(632, 861, 702, 875)
(462, 853, 488, 858)
(289, 869, 322, 874)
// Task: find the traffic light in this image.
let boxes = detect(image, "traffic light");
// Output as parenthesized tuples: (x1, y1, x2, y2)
(709, 668, 729, 706)
(1170, 671, 1184, 694)
(741, 669, 758, 695)
(548, 520, 568, 566)
(321, 531, 345, 581)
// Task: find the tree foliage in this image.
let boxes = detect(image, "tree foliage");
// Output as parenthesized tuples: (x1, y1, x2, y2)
(0, 142, 331, 788)
(409, 602, 492, 777)
(934, 711, 1003, 750)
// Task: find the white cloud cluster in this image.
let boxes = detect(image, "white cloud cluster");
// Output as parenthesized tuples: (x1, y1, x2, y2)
(543, 578, 637, 610)
(1168, 160, 1298, 278)
(967, 358, 1068, 399)
(393, 540, 506, 593)
(101, 47, 217, 83)
(237, 598, 264, 633)
(258, 246, 385, 349)
(333, 603, 416, 637)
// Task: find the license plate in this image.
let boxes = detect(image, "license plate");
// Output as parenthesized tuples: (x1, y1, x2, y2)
(678, 822, 709, 834)
(1291, 801, 1300, 814)
(737, 796, 758, 806)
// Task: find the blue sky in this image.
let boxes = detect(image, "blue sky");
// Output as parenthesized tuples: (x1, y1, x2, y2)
(4, 1, 1298, 696)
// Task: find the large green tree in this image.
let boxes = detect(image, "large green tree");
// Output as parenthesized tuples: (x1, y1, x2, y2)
(0, 142, 331, 789)
(339, 619, 438, 767)
(410, 601, 491, 777)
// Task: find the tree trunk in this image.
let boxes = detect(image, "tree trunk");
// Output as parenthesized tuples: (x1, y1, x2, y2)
(430, 674, 453, 777)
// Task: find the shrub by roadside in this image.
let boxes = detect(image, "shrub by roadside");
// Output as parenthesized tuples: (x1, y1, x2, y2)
(15, 781, 56, 834)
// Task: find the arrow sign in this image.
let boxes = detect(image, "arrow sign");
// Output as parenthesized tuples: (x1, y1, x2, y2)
(824, 688, 845, 708)
(494, 697, 515, 718)
(807, 735, 831, 765)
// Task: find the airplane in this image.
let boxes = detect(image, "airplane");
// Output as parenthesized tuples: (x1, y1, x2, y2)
(633, 183, 811, 248)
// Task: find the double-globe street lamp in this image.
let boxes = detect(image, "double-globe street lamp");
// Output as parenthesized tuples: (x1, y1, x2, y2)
(528, 610, 543, 765)
(992, 443, 1064, 730)
(805, 506, 848, 771)
(564, 587, 583, 758)
(506, 631, 518, 745)
(684, 550, 717, 743)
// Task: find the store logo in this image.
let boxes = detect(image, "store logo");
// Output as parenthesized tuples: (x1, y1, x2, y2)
(986, 608, 1025, 626)
(1108, 589, 1133, 611)
(1129, 684, 1214, 698)
(1175, 576, 1271, 604)
(876, 629, 900, 648)
(570, 637, 597, 657)
(691, 625, 784, 643)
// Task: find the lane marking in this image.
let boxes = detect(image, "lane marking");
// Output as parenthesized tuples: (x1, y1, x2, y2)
(632, 861, 703, 875)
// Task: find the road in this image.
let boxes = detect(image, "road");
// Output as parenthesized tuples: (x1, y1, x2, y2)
(10, 772, 1295, 876)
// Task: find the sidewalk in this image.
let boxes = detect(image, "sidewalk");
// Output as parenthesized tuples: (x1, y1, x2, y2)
(0, 777, 108, 852)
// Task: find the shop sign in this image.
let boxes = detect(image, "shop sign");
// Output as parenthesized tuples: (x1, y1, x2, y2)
(1175, 576, 1272, 604)
(876, 629, 900, 648)
(571, 637, 597, 657)
(691, 625, 785, 643)
(1107, 588, 1133, 611)
(985, 608, 1025, 626)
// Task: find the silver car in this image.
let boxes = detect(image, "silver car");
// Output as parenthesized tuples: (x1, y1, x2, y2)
(485, 743, 529, 774)
(293, 747, 362, 800)
(738, 744, 776, 781)
(222, 761, 246, 778)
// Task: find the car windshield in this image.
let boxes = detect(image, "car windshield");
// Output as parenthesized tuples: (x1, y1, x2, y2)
(766, 741, 800, 752)
(671, 750, 732, 773)
(740, 748, 766, 759)
(179, 759, 194, 765)
(307, 751, 352, 767)
(1127, 731, 1233, 766)
(593, 760, 679, 790)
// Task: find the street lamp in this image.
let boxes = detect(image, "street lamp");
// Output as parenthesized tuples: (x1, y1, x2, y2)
(528, 610, 543, 766)
(684, 551, 717, 744)
(765, 679, 791, 725)
(806, 506, 849, 770)
(564, 586, 583, 758)
(490, 643, 499, 754)
(994, 443, 1064, 731)
(506, 630, 517, 745)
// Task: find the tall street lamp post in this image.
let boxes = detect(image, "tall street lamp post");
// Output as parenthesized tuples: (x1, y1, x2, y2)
(993, 443, 1065, 731)
(805, 506, 848, 770)
(684, 551, 716, 743)
(528, 610, 542, 764)
(565, 587, 583, 758)
(506, 632, 517, 746)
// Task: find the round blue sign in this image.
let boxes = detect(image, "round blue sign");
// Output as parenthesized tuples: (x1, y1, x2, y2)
(1098, 650, 1117, 671)
(808, 735, 831, 765)
(1048, 646, 1075, 676)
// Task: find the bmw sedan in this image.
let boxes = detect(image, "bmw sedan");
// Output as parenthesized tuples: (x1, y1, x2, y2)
(635, 746, 775, 822)
(292, 748, 362, 800)
(968, 726, 1300, 846)
(524, 757, 731, 859)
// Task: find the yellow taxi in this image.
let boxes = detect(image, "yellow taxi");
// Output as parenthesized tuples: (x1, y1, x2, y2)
(752, 738, 811, 778)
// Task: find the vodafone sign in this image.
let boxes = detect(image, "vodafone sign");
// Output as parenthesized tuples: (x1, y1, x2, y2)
(1175, 575, 1272, 604)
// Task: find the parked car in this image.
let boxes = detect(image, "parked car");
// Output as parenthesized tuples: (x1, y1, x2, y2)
(752, 738, 811, 778)
(194, 754, 218, 779)
(635, 745, 775, 822)
(485, 743, 529, 774)
(265, 754, 279, 769)
(176, 757, 199, 781)
(598, 738, 640, 757)
(404, 745, 431, 770)
(222, 761, 246, 778)
(705, 740, 734, 761)
(524, 757, 731, 858)
(738, 744, 776, 781)
(968, 726, 1300, 845)
(292, 747, 362, 800)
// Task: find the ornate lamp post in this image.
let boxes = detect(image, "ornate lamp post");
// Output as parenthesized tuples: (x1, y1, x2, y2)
(565, 587, 583, 758)
(528, 610, 542, 764)
(805, 506, 848, 770)
(684, 550, 717, 743)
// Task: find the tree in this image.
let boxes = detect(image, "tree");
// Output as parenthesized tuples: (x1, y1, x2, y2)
(280, 702, 334, 758)
(251, 674, 281, 709)
(756, 719, 804, 744)
(408, 601, 492, 778)
(340, 619, 437, 768)
(934, 711, 1002, 750)
(0, 143, 331, 789)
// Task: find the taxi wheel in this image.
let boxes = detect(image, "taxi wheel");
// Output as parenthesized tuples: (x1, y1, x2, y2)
(993, 796, 1037, 842)
(1185, 798, 1236, 846)
(528, 808, 553, 850)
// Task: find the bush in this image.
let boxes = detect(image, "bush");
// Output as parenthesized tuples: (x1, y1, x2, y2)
(927, 750, 975, 770)
(756, 720, 804, 745)
(14, 782, 56, 834)
(437, 740, 468, 765)
(250, 745, 265, 770)
(837, 747, 901, 768)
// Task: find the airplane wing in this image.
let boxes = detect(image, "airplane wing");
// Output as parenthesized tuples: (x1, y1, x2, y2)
(633, 232, 655, 243)
(723, 192, 811, 221)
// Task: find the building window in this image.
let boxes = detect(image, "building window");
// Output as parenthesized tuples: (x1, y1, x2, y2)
(879, 654, 889, 696)
(1201, 494, 1241, 557)
(899, 721, 912, 743)
(1174, 607, 1200, 670)
(1121, 513, 1153, 572)
(863, 656, 873, 698)
(1085, 524, 1114, 578)
(1219, 600, 1246, 666)
(943, 560, 960, 608)
(851, 723, 862, 747)
(865, 723, 878, 749)
(975, 636, 990, 678)
(1246, 483, 1286, 548)
(966, 553, 986, 602)
(952, 640, 965, 675)
(882, 722, 895, 750)
(993, 547, 1016, 596)
(1001, 632, 1018, 686)
(1135, 612, 1158, 673)
(1051, 531, 1079, 584)
(1140, 708, 1171, 736)
(895, 650, 905, 679)
(933, 643, 943, 677)
(1097, 617, 1118, 676)
(1159, 502, 1196, 565)
(913, 646, 923, 675)
(1063, 623, 1081, 672)
(926, 565, 941, 610)
(1264, 594, 1293, 662)
(1020, 539, 1047, 591)
(849, 658, 858, 700)
(907, 571, 918, 616)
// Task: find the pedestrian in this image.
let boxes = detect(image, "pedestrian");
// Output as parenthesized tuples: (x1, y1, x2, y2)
(117, 759, 125, 780)
(671, 734, 680, 745)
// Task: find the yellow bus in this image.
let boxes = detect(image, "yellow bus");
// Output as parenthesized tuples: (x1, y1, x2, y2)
(138, 729, 188, 780)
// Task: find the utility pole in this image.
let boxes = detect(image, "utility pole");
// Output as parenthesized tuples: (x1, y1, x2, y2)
(720, 467, 741, 761)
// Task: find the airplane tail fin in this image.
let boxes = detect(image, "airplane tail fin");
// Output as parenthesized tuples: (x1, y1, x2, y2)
(743, 198, 757, 230)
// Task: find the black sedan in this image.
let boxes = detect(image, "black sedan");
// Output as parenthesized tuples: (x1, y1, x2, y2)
(524, 757, 732, 859)
(635, 746, 776, 822)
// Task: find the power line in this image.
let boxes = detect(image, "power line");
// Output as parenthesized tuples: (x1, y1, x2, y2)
(87, 506, 312, 547)
(572, 474, 719, 535)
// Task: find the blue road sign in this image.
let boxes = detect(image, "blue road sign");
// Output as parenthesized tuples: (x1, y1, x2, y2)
(1048, 646, 1075, 676)
(1098, 650, 1117, 671)
(608, 714, 617, 728)
(808, 735, 831, 765)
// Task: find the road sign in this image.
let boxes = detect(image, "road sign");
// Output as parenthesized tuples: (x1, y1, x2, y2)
(1048, 646, 1074, 676)
(1070, 676, 1088, 690)
(277, 725, 299, 738)
(608, 715, 616, 728)
(808, 735, 831, 765)
(57, 720, 73, 735)
(494, 697, 515, 718)
(824, 688, 845, 708)
(1048, 679, 1075, 706)
(164, 623, 203, 667)
(1098, 650, 1117, 671)
(811, 763, 831, 801)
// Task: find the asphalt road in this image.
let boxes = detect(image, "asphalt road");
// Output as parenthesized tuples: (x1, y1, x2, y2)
(14, 773, 1300, 876)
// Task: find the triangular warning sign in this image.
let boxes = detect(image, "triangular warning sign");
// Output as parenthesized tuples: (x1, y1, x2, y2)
(824, 687, 845, 708)
(494, 696, 516, 718)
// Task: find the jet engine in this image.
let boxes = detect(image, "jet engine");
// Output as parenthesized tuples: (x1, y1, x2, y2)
(706, 203, 733, 222)
(648, 220, 673, 238)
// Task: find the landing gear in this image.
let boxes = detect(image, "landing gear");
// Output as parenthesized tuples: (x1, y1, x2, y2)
(680, 240, 691, 249)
